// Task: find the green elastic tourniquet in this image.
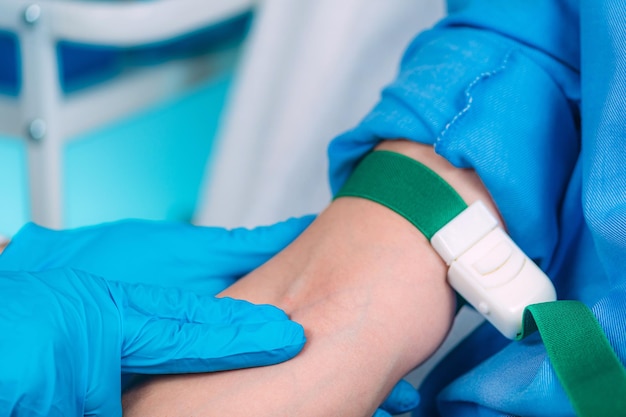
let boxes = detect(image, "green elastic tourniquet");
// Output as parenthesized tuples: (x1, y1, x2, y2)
(335, 150, 626, 416)
(518, 301, 626, 417)
(334, 150, 467, 239)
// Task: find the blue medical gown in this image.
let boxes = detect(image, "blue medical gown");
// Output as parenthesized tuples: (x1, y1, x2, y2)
(328, 1, 626, 415)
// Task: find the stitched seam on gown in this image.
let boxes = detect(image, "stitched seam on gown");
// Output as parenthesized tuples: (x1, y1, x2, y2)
(434, 49, 514, 152)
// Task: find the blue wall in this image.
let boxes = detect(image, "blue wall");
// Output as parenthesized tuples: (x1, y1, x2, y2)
(0, 74, 231, 236)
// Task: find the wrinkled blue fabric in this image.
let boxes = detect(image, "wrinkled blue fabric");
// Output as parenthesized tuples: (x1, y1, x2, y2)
(328, 0, 626, 415)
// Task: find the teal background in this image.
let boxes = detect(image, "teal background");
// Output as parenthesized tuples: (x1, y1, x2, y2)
(0, 73, 232, 237)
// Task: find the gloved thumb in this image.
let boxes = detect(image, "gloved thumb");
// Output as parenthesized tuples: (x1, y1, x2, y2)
(112, 281, 306, 374)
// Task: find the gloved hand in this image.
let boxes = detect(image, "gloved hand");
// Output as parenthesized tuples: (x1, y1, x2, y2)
(0, 217, 420, 416)
(375, 379, 421, 416)
(0, 268, 305, 417)
(0, 216, 315, 295)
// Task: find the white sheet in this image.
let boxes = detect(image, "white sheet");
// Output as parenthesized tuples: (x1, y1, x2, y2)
(195, 0, 445, 228)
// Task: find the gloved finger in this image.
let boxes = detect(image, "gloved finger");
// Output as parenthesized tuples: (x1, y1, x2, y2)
(201, 215, 316, 277)
(0, 221, 167, 273)
(113, 281, 306, 373)
(226, 215, 315, 250)
(372, 409, 392, 417)
(379, 379, 420, 414)
(0, 216, 315, 294)
(122, 312, 305, 373)
(112, 280, 292, 324)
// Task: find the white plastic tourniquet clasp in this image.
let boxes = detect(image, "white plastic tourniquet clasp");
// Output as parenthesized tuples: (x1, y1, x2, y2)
(431, 201, 557, 339)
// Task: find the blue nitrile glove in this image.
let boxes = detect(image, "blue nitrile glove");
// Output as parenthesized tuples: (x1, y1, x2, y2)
(0, 268, 305, 417)
(0, 216, 315, 296)
(374, 379, 421, 417)
(0, 217, 418, 416)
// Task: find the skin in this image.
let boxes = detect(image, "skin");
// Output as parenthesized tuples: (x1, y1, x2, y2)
(120, 140, 502, 416)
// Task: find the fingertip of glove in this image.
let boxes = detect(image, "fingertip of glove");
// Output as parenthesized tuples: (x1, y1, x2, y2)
(283, 320, 307, 354)
(218, 296, 293, 322)
(264, 318, 306, 355)
(218, 320, 306, 370)
(381, 379, 420, 413)
(254, 215, 316, 240)
(255, 319, 307, 363)
(372, 409, 392, 417)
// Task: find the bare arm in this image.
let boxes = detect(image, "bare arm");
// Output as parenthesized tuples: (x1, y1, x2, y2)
(122, 140, 502, 417)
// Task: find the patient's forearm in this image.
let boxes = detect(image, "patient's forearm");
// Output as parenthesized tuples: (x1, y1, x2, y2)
(122, 140, 500, 417)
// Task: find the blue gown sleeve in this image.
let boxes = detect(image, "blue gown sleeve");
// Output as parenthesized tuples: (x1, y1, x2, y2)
(329, 2, 626, 416)
(328, 0, 580, 270)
